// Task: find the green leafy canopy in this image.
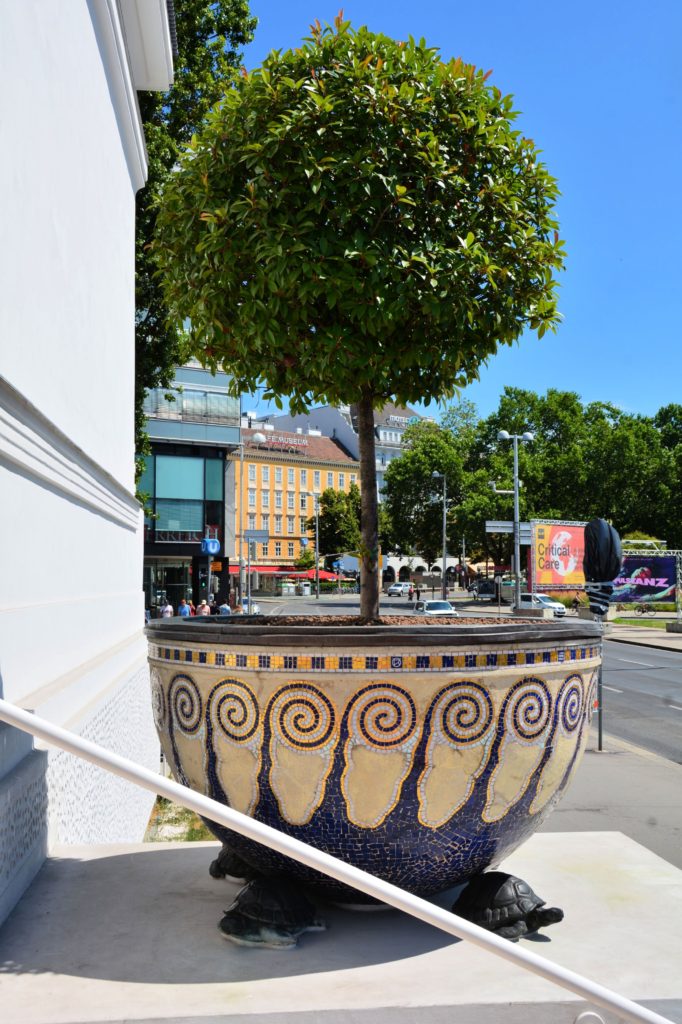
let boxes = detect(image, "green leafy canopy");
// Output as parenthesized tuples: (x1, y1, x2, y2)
(154, 17, 565, 415)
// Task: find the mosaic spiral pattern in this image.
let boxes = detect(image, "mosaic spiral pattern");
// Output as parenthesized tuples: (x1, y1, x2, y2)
(505, 678, 551, 741)
(269, 684, 336, 749)
(209, 679, 259, 743)
(169, 675, 202, 735)
(558, 675, 583, 734)
(347, 685, 417, 748)
(433, 682, 493, 745)
(150, 668, 166, 730)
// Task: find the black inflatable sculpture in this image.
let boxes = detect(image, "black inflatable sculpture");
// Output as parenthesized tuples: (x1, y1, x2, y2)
(583, 518, 623, 618)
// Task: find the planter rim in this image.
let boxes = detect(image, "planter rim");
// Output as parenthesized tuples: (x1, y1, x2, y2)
(146, 616, 602, 649)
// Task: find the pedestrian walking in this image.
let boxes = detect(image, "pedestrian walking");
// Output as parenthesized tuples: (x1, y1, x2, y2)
(408, 584, 414, 600)
(198, 599, 211, 616)
(218, 597, 231, 615)
(160, 598, 173, 618)
(178, 598, 191, 618)
(415, 586, 421, 601)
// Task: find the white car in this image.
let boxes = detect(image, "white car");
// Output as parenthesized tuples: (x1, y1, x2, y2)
(515, 593, 566, 617)
(387, 582, 412, 596)
(239, 597, 262, 615)
(415, 600, 460, 617)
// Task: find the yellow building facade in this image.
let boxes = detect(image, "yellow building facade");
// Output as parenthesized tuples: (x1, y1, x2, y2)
(228, 427, 359, 571)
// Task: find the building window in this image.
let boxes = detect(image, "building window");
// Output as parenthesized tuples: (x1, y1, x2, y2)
(339, 472, 345, 489)
(350, 474, 357, 485)
(300, 469, 307, 487)
(275, 466, 282, 484)
(300, 493, 308, 511)
(275, 515, 282, 534)
(275, 542, 281, 556)
(248, 464, 256, 482)
(287, 491, 295, 510)
(314, 470, 321, 490)
(300, 517, 307, 534)
(248, 514, 256, 530)
(288, 542, 295, 557)
(148, 454, 225, 544)
(287, 516, 295, 534)
(327, 472, 334, 487)
(288, 468, 295, 485)
(248, 488, 256, 508)
(261, 543, 269, 557)
(275, 491, 282, 509)
(262, 490, 270, 508)
(261, 466, 269, 485)
(261, 514, 270, 532)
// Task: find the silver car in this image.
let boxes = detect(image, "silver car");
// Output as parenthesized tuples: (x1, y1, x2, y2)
(415, 599, 459, 617)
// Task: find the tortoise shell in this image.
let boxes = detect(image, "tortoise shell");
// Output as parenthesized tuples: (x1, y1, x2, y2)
(453, 872, 546, 928)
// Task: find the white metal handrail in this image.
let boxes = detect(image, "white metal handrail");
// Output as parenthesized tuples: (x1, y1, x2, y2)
(0, 697, 674, 1024)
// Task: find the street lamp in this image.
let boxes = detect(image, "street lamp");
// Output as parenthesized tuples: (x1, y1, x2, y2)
(238, 430, 266, 602)
(432, 471, 448, 600)
(303, 492, 321, 600)
(497, 430, 534, 608)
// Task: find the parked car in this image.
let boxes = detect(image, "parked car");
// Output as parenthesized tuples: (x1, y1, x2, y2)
(415, 599, 460, 617)
(387, 582, 412, 596)
(515, 593, 566, 617)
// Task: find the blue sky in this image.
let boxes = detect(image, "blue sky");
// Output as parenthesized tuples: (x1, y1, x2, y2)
(239, 1, 680, 423)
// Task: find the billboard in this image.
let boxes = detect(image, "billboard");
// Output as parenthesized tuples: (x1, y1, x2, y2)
(612, 556, 677, 604)
(531, 520, 586, 590)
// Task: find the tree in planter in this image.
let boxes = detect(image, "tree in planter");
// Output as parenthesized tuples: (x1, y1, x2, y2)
(154, 17, 564, 619)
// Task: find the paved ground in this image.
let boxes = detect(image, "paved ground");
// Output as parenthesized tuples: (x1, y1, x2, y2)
(1, 618, 680, 1024)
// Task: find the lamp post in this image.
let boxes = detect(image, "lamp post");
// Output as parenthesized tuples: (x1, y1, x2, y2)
(432, 472, 448, 599)
(237, 431, 266, 603)
(496, 430, 534, 609)
(305, 493, 320, 600)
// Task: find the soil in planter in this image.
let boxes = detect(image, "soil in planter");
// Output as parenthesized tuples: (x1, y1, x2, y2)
(238, 615, 539, 626)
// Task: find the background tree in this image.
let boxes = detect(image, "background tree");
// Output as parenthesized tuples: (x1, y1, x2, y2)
(294, 545, 317, 570)
(311, 485, 362, 562)
(154, 18, 564, 618)
(135, 0, 256, 477)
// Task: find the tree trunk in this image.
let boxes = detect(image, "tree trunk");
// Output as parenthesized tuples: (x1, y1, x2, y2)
(357, 390, 380, 620)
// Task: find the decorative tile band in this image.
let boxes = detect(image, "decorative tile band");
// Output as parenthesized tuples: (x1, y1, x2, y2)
(148, 643, 600, 673)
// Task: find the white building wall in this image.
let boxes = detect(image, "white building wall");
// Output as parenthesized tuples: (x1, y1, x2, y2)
(0, 1, 169, 925)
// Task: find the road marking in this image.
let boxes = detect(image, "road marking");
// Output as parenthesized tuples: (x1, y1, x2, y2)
(609, 657, 654, 667)
(602, 685, 623, 693)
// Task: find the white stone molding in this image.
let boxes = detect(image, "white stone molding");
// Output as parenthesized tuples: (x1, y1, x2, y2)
(0, 375, 140, 532)
(87, 0, 149, 192)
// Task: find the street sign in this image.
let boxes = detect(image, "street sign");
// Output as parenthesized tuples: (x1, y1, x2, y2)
(211, 561, 222, 572)
(201, 537, 221, 555)
(485, 520, 532, 544)
(244, 529, 269, 541)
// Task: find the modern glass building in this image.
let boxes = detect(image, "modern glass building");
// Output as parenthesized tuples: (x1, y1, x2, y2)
(142, 361, 240, 614)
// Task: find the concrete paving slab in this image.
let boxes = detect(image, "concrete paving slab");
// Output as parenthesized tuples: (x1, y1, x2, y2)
(0, 833, 680, 1024)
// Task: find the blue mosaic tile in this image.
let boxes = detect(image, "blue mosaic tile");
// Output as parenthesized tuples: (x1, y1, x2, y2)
(542, 651, 551, 663)
(442, 655, 454, 668)
(259, 654, 271, 669)
(216, 653, 225, 666)
(525, 652, 535, 665)
(339, 656, 353, 670)
(465, 654, 476, 668)
(236, 654, 247, 667)
(199, 652, 207, 664)
(284, 656, 298, 670)
(416, 655, 430, 669)
(391, 656, 403, 669)
(486, 653, 498, 667)
(507, 652, 517, 665)
(174, 649, 180, 661)
(312, 656, 325, 669)
(365, 656, 378, 670)
(185, 650, 192, 662)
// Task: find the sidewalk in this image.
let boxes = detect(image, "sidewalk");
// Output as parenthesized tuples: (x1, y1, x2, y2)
(1, 729, 681, 1024)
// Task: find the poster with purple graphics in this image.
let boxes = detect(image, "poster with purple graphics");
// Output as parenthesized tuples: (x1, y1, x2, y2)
(612, 556, 677, 603)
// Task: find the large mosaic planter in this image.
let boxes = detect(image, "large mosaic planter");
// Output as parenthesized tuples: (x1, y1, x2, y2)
(146, 618, 602, 900)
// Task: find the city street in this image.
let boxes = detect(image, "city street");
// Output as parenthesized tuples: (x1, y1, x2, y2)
(257, 594, 682, 766)
(601, 642, 682, 764)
